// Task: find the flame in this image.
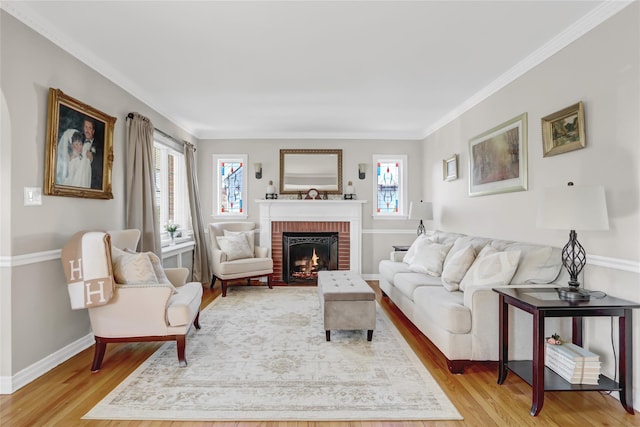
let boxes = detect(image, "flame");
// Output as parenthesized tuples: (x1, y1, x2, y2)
(311, 248, 319, 267)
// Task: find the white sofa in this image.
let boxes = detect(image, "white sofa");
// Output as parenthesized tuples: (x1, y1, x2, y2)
(378, 230, 570, 373)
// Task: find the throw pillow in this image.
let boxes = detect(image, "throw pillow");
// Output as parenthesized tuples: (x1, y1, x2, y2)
(112, 251, 159, 285)
(217, 234, 254, 261)
(119, 248, 177, 291)
(408, 242, 453, 277)
(459, 247, 521, 291)
(402, 234, 429, 264)
(441, 244, 476, 291)
(224, 229, 255, 256)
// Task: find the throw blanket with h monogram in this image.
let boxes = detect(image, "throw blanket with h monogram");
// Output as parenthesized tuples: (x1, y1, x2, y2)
(61, 231, 115, 309)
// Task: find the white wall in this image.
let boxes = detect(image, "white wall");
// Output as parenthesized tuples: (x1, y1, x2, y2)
(423, 3, 639, 408)
(196, 139, 424, 274)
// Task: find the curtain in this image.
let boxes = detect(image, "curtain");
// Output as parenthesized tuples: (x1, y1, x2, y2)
(125, 113, 161, 254)
(185, 142, 211, 283)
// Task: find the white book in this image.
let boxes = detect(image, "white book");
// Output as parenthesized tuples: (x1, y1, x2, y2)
(546, 342, 600, 362)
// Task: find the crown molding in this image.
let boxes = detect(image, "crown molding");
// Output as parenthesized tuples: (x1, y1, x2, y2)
(421, 0, 635, 139)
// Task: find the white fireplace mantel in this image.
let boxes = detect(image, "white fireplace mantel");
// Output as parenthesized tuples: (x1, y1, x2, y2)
(256, 199, 366, 273)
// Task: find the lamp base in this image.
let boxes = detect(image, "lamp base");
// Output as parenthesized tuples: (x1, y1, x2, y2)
(557, 286, 591, 301)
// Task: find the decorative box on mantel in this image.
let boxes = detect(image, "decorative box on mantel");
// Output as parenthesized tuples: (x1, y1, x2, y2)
(256, 199, 366, 279)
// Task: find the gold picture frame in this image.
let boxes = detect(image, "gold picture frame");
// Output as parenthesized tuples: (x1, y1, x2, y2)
(541, 101, 585, 157)
(468, 113, 528, 197)
(443, 154, 458, 181)
(44, 88, 116, 199)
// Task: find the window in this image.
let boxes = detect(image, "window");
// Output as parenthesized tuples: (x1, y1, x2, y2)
(372, 154, 408, 219)
(153, 132, 190, 241)
(213, 154, 248, 219)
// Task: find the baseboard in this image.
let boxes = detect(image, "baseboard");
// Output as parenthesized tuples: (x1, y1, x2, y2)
(0, 333, 94, 394)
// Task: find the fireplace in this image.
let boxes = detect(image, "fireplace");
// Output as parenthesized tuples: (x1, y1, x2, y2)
(283, 232, 338, 283)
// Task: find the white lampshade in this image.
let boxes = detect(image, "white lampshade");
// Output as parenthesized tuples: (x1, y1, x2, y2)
(537, 184, 609, 231)
(408, 201, 433, 221)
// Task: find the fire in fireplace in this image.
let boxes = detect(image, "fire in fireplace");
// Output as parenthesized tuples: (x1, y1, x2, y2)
(282, 232, 338, 283)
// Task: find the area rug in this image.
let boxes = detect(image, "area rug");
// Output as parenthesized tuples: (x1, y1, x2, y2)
(84, 286, 462, 421)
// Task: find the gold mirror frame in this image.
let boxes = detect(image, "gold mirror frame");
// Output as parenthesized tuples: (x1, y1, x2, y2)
(279, 149, 343, 195)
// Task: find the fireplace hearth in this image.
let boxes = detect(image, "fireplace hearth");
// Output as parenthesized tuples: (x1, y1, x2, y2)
(283, 232, 338, 284)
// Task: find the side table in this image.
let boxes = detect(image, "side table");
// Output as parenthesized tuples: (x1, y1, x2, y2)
(493, 286, 639, 416)
(392, 245, 411, 252)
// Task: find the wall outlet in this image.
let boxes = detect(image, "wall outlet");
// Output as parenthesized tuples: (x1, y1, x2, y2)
(24, 187, 42, 206)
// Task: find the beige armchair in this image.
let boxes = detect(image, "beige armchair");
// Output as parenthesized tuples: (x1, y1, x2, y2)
(208, 222, 273, 297)
(85, 229, 203, 372)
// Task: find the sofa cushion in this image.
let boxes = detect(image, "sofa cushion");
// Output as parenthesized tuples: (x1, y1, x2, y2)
(441, 244, 476, 291)
(216, 234, 254, 261)
(413, 286, 471, 334)
(430, 230, 466, 245)
(499, 243, 561, 284)
(402, 234, 429, 264)
(408, 242, 452, 276)
(379, 259, 412, 285)
(459, 246, 521, 291)
(443, 235, 491, 270)
(394, 272, 442, 301)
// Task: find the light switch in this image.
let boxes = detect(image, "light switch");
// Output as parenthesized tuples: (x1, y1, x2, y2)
(24, 187, 42, 206)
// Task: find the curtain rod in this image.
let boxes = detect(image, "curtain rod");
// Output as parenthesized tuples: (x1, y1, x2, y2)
(126, 112, 194, 150)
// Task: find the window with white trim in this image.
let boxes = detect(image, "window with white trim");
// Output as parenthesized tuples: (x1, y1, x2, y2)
(372, 154, 408, 219)
(153, 132, 191, 242)
(213, 154, 248, 219)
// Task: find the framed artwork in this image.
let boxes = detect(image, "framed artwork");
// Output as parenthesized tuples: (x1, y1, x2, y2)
(443, 154, 458, 181)
(44, 88, 116, 199)
(468, 113, 528, 197)
(541, 101, 585, 157)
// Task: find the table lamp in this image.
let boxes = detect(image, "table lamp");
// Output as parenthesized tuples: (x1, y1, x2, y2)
(408, 200, 433, 235)
(536, 182, 609, 301)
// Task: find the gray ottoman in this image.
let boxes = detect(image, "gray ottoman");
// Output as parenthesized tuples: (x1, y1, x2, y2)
(317, 270, 376, 341)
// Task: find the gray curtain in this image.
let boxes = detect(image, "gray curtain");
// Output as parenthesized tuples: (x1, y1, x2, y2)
(126, 113, 161, 254)
(185, 142, 211, 283)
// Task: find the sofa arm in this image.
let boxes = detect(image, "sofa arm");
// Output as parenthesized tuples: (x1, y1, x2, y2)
(164, 267, 189, 287)
(255, 245, 269, 258)
(88, 284, 174, 337)
(390, 251, 406, 262)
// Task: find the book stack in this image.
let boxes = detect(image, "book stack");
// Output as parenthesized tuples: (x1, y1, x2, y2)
(545, 342, 601, 384)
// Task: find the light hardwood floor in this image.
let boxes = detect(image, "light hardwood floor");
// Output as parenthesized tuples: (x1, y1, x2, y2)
(1, 281, 637, 427)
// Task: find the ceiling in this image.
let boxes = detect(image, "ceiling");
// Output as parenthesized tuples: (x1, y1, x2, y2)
(2, 1, 631, 140)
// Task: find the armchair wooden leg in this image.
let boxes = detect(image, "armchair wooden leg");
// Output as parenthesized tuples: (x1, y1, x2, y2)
(193, 311, 201, 330)
(91, 338, 107, 373)
(176, 335, 187, 367)
(210, 275, 218, 289)
(221, 281, 228, 297)
(267, 275, 272, 289)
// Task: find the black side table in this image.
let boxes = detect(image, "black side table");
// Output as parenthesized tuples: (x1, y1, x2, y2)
(493, 286, 639, 416)
(392, 245, 411, 252)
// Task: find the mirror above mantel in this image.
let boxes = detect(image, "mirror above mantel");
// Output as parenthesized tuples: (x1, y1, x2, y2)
(279, 149, 343, 195)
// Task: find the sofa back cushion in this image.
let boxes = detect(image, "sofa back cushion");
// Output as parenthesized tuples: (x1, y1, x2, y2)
(402, 234, 430, 264)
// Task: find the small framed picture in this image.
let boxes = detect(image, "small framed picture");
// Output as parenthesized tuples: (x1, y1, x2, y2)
(443, 154, 458, 181)
(44, 88, 116, 199)
(541, 101, 585, 157)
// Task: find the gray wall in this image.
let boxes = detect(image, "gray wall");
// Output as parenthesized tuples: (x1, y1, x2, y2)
(423, 3, 639, 407)
(0, 11, 197, 377)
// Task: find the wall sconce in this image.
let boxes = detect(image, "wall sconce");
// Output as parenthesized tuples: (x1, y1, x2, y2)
(358, 163, 367, 180)
(254, 163, 262, 179)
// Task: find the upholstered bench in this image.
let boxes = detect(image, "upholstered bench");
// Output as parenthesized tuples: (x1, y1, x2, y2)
(317, 270, 376, 341)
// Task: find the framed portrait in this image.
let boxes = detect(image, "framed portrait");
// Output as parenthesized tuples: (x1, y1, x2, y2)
(443, 154, 458, 181)
(44, 88, 116, 199)
(468, 113, 528, 197)
(541, 101, 585, 157)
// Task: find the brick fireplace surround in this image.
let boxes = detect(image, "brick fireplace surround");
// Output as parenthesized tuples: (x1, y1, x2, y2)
(256, 199, 365, 283)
